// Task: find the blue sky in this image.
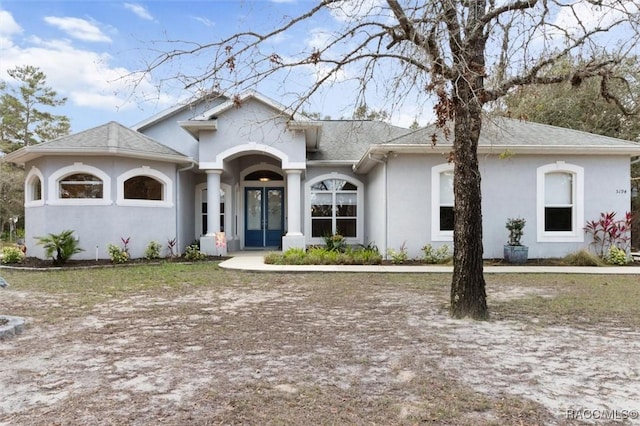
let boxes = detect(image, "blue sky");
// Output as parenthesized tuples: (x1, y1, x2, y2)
(0, 1, 343, 132)
(1, 1, 637, 134)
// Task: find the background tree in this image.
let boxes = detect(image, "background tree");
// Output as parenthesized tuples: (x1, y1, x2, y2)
(136, 0, 640, 319)
(1, 65, 70, 152)
(496, 58, 640, 141)
(1, 66, 71, 239)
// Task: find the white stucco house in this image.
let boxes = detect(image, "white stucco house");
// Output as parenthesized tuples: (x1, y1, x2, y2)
(4, 90, 640, 260)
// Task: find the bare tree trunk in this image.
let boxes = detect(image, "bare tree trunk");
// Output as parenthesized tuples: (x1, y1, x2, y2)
(450, 96, 488, 319)
(449, 4, 489, 319)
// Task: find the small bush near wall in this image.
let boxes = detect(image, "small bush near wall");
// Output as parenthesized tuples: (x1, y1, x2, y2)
(1, 246, 24, 264)
(35, 230, 84, 266)
(184, 244, 206, 261)
(563, 250, 603, 266)
(421, 244, 452, 264)
(145, 241, 162, 260)
(107, 244, 130, 264)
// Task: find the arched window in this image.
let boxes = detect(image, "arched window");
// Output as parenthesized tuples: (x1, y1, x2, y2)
(25, 167, 44, 206)
(59, 173, 103, 198)
(431, 163, 455, 241)
(48, 163, 111, 205)
(124, 176, 163, 200)
(116, 167, 172, 207)
(536, 162, 584, 242)
(306, 175, 363, 243)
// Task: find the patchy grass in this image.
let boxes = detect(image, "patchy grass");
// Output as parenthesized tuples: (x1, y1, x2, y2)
(1, 265, 638, 425)
(488, 274, 640, 327)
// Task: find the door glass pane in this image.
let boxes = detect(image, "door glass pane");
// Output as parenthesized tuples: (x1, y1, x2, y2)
(247, 189, 262, 230)
(267, 189, 282, 231)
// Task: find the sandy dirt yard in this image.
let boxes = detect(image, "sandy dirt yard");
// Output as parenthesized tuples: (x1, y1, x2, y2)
(0, 269, 638, 425)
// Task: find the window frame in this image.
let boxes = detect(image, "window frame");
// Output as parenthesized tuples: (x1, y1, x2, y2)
(431, 163, 455, 241)
(536, 162, 584, 242)
(116, 167, 173, 207)
(25, 166, 45, 207)
(305, 173, 363, 245)
(48, 163, 112, 205)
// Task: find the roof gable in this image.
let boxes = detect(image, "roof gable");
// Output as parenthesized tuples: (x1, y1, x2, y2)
(3, 121, 192, 165)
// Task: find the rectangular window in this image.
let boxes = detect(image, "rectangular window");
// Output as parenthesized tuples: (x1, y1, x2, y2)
(439, 170, 454, 231)
(544, 172, 573, 232)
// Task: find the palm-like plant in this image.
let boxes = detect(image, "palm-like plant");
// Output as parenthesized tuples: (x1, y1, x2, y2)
(36, 230, 84, 265)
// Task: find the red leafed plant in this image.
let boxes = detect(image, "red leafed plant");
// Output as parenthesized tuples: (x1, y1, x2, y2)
(584, 211, 633, 258)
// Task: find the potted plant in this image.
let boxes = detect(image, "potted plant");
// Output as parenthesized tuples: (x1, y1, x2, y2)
(504, 217, 528, 264)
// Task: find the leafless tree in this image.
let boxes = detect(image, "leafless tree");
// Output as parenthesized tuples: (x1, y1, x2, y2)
(135, 0, 640, 319)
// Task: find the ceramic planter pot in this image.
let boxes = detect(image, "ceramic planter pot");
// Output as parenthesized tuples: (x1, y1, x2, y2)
(504, 245, 529, 264)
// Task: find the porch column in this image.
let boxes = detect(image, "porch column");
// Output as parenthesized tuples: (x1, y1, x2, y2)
(200, 169, 225, 256)
(282, 169, 305, 251)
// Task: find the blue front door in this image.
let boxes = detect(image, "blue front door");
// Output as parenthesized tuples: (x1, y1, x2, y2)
(245, 187, 284, 247)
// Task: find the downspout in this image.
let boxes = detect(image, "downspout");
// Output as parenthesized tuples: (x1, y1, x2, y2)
(176, 160, 196, 256)
(368, 153, 388, 257)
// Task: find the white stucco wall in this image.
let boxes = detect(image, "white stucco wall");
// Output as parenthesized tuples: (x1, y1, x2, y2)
(137, 98, 226, 159)
(364, 163, 386, 252)
(24, 156, 179, 260)
(378, 153, 632, 259)
(198, 99, 306, 168)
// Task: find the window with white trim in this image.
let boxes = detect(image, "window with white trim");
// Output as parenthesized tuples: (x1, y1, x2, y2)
(116, 167, 172, 207)
(431, 163, 455, 241)
(306, 175, 363, 243)
(59, 173, 103, 198)
(124, 176, 163, 200)
(25, 167, 44, 206)
(537, 162, 584, 242)
(48, 163, 111, 205)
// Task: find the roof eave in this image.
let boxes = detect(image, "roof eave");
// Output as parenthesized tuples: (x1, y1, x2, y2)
(353, 144, 640, 173)
(178, 120, 218, 141)
(2, 147, 193, 165)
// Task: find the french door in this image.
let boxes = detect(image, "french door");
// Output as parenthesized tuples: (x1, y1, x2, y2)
(245, 187, 284, 247)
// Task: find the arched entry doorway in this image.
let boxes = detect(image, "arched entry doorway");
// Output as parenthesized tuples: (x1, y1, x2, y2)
(243, 169, 284, 248)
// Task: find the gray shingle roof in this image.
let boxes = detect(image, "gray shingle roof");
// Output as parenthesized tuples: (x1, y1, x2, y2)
(4, 121, 192, 165)
(308, 120, 411, 161)
(386, 117, 640, 148)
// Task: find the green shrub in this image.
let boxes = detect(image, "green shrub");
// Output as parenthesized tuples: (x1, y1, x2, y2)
(606, 246, 629, 266)
(184, 244, 206, 261)
(323, 233, 346, 252)
(1, 246, 24, 264)
(265, 246, 382, 265)
(421, 244, 452, 264)
(351, 247, 382, 265)
(282, 247, 307, 265)
(387, 242, 408, 264)
(563, 249, 603, 266)
(107, 244, 129, 264)
(36, 230, 84, 266)
(145, 240, 162, 260)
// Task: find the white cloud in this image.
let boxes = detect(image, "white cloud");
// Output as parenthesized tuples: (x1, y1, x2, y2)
(44, 16, 111, 42)
(0, 23, 175, 114)
(124, 3, 154, 21)
(553, 1, 639, 36)
(328, 0, 386, 22)
(192, 16, 215, 27)
(0, 10, 22, 36)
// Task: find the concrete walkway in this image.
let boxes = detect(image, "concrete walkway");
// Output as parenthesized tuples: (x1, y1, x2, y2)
(220, 252, 640, 274)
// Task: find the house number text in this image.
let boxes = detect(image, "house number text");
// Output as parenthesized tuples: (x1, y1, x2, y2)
(616, 189, 627, 194)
